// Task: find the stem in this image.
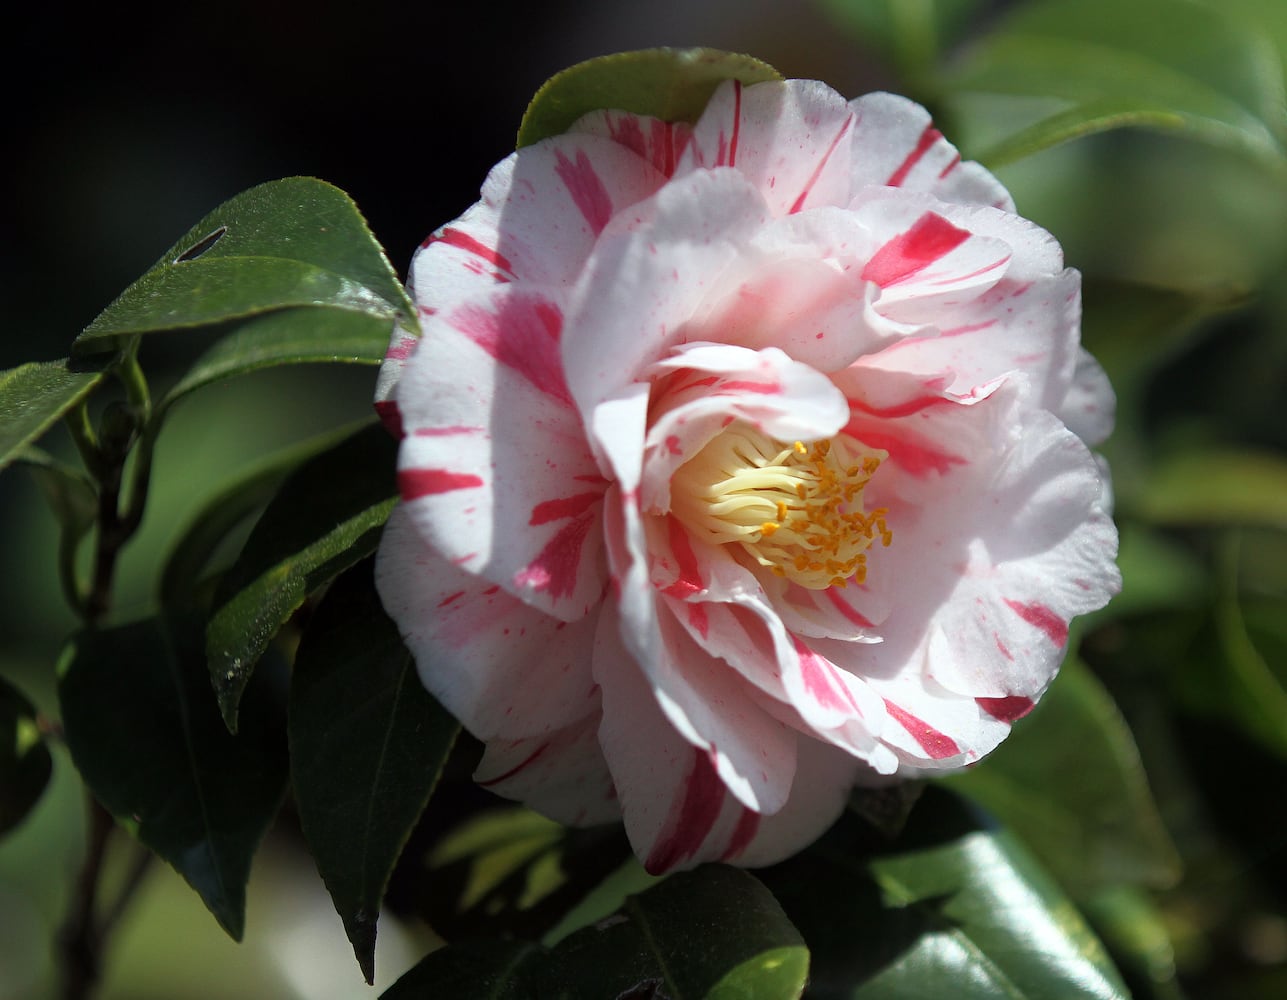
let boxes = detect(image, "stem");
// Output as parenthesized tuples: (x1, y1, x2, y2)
(57, 800, 114, 1000)
(58, 340, 160, 997)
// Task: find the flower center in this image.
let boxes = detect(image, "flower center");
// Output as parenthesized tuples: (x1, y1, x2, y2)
(671, 423, 891, 589)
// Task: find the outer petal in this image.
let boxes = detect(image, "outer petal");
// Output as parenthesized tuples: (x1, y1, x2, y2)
(849, 91, 1015, 211)
(568, 108, 694, 178)
(1058, 348, 1116, 447)
(678, 79, 859, 216)
(395, 288, 608, 620)
(473, 712, 619, 827)
(831, 376, 1119, 767)
(376, 130, 668, 412)
(374, 507, 600, 740)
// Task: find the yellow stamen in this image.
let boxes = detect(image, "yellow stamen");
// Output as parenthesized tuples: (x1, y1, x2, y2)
(670, 423, 892, 589)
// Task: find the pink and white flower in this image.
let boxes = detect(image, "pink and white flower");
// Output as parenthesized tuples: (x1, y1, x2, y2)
(374, 79, 1120, 873)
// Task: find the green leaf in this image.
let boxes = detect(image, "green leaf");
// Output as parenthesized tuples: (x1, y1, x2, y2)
(1134, 448, 1287, 529)
(159, 421, 381, 609)
(381, 940, 546, 1000)
(0, 359, 108, 473)
(760, 786, 1129, 999)
(941, 0, 1287, 169)
(16, 446, 98, 540)
(947, 659, 1181, 896)
(816, 0, 990, 88)
(417, 804, 633, 945)
(0, 675, 53, 836)
(57, 615, 287, 939)
(290, 560, 459, 985)
(161, 305, 391, 407)
(397, 866, 809, 999)
(207, 421, 398, 731)
(73, 177, 415, 355)
(518, 48, 781, 148)
(542, 865, 809, 999)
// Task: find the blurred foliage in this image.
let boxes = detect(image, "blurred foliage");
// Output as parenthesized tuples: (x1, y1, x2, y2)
(4, 1, 1287, 997)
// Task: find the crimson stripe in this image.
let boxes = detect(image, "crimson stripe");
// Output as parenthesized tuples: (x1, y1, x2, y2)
(887, 124, 943, 187)
(788, 112, 854, 213)
(1004, 600, 1068, 645)
(529, 492, 602, 525)
(884, 700, 960, 759)
(399, 468, 483, 499)
(861, 212, 971, 288)
(478, 743, 548, 787)
(644, 747, 727, 874)
(426, 227, 516, 275)
(554, 148, 613, 236)
(977, 695, 1035, 722)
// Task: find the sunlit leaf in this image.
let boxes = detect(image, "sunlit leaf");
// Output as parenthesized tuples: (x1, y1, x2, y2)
(0, 359, 107, 473)
(290, 560, 459, 984)
(58, 615, 287, 939)
(941, 0, 1287, 169)
(73, 177, 414, 355)
(760, 786, 1130, 999)
(0, 675, 53, 837)
(947, 659, 1181, 896)
(206, 421, 398, 731)
(161, 305, 390, 407)
(518, 48, 780, 148)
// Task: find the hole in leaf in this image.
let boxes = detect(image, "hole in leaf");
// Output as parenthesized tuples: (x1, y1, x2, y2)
(174, 226, 227, 263)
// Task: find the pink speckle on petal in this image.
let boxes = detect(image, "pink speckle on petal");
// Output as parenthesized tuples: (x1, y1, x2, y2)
(884, 700, 960, 759)
(1004, 599, 1069, 646)
(399, 468, 484, 499)
(384, 335, 419, 362)
(665, 435, 683, 456)
(437, 590, 466, 608)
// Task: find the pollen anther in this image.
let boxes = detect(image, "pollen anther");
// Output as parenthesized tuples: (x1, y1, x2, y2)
(670, 423, 891, 589)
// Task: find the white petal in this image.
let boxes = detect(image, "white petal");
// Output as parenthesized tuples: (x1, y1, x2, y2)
(375, 507, 601, 740)
(679, 79, 859, 216)
(394, 288, 608, 620)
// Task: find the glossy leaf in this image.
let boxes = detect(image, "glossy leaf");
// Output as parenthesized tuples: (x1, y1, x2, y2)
(947, 659, 1181, 896)
(417, 804, 633, 945)
(159, 422, 379, 609)
(0, 359, 107, 473)
(290, 560, 459, 984)
(0, 675, 53, 836)
(543, 865, 809, 999)
(161, 305, 390, 408)
(72, 177, 415, 355)
(941, 0, 1287, 169)
(518, 48, 781, 148)
(57, 615, 287, 939)
(206, 421, 398, 731)
(389, 866, 809, 1000)
(381, 940, 545, 1000)
(760, 786, 1129, 999)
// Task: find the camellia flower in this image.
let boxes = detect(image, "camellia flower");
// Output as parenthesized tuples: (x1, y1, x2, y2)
(374, 78, 1120, 873)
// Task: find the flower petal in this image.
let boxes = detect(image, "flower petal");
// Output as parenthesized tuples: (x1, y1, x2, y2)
(679, 79, 859, 216)
(375, 506, 601, 740)
(568, 108, 694, 178)
(395, 288, 609, 619)
(849, 92, 1015, 211)
(473, 711, 619, 827)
